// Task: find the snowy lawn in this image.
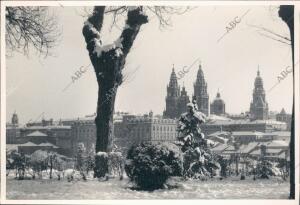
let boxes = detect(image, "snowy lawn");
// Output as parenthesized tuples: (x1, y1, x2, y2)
(6, 176, 289, 199)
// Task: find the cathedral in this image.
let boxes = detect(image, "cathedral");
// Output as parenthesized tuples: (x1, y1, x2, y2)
(164, 64, 269, 120)
(163, 67, 190, 119)
(249, 69, 269, 120)
(164, 64, 211, 119)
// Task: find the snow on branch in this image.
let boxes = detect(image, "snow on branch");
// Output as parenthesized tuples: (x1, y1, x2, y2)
(93, 37, 123, 57)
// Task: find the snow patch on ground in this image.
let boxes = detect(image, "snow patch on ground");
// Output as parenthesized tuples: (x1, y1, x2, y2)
(6, 177, 289, 200)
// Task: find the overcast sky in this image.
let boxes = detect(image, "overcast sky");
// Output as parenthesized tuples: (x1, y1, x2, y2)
(6, 6, 293, 124)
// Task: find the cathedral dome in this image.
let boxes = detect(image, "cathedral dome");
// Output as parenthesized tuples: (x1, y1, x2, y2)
(280, 108, 286, 115)
(212, 92, 225, 105)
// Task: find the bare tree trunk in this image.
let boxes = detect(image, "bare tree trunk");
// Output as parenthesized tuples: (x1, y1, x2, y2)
(82, 6, 148, 177)
(95, 63, 120, 152)
(278, 5, 294, 199)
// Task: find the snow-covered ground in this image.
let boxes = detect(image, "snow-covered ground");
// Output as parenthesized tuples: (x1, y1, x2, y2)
(6, 176, 289, 199)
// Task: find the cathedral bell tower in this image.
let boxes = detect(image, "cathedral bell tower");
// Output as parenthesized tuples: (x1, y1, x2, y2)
(193, 63, 209, 116)
(250, 68, 269, 120)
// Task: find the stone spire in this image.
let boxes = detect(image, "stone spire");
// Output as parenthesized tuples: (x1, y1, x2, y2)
(193, 63, 209, 115)
(164, 65, 181, 119)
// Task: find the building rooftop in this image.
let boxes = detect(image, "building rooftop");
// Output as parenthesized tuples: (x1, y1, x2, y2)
(269, 131, 291, 137)
(239, 142, 260, 154)
(262, 140, 289, 147)
(211, 143, 229, 152)
(231, 131, 265, 136)
(208, 131, 231, 137)
(19, 141, 39, 146)
(39, 142, 59, 148)
(23, 125, 71, 130)
(206, 119, 286, 126)
(26, 131, 48, 137)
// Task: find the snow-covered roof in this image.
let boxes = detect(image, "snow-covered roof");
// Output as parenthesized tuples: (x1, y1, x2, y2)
(24, 125, 71, 130)
(208, 131, 230, 137)
(208, 135, 228, 144)
(39, 142, 58, 148)
(278, 152, 289, 160)
(206, 119, 286, 126)
(19, 142, 39, 146)
(265, 140, 289, 147)
(249, 149, 261, 155)
(252, 120, 286, 125)
(207, 115, 231, 121)
(239, 142, 260, 154)
(270, 131, 291, 137)
(232, 131, 264, 136)
(6, 144, 19, 151)
(266, 148, 283, 154)
(211, 143, 228, 152)
(26, 131, 48, 137)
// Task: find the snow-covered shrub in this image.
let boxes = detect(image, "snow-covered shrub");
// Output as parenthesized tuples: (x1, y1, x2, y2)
(29, 150, 48, 179)
(75, 143, 87, 180)
(182, 147, 219, 179)
(7, 150, 29, 180)
(94, 152, 109, 178)
(108, 152, 124, 179)
(125, 142, 183, 190)
(176, 101, 220, 179)
(255, 159, 276, 179)
(64, 169, 75, 182)
(217, 155, 230, 178)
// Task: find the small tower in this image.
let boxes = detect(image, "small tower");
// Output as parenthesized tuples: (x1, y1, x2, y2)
(178, 83, 190, 115)
(149, 110, 153, 118)
(11, 111, 19, 126)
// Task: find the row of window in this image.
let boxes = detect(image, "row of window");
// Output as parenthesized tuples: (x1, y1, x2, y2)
(152, 126, 175, 131)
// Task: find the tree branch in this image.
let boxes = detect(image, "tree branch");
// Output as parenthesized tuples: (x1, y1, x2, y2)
(247, 23, 291, 42)
(119, 7, 148, 56)
(82, 6, 105, 68)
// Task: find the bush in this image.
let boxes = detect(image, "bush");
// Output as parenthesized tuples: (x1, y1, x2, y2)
(255, 159, 277, 179)
(125, 142, 183, 191)
(182, 147, 220, 179)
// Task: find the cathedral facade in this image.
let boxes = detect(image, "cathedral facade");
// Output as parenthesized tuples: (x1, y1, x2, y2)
(249, 69, 269, 120)
(164, 64, 211, 119)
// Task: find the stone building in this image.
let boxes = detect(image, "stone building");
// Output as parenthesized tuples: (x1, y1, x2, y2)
(250, 69, 269, 120)
(6, 112, 21, 144)
(200, 119, 287, 136)
(71, 118, 96, 155)
(114, 113, 178, 153)
(210, 91, 226, 115)
(276, 108, 292, 130)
